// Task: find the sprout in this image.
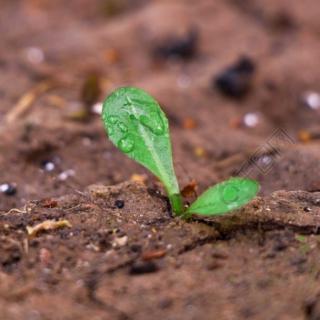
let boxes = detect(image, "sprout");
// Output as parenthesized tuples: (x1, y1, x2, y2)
(102, 87, 259, 218)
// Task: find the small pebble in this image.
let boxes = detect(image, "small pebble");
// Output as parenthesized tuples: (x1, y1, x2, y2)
(129, 261, 158, 275)
(214, 56, 256, 98)
(166, 244, 173, 250)
(115, 199, 125, 209)
(113, 235, 128, 247)
(302, 91, 320, 110)
(0, 183, 17, 196)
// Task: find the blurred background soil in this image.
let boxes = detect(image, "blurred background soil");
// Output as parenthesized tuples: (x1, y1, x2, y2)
(0, 1, 320, 319)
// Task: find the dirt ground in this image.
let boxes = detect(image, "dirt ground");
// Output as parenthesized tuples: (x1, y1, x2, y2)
(0, 0, 320, 319)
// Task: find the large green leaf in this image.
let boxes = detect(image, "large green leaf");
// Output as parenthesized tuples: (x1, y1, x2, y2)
(102, 87, 182, 213)
(186, 178, 259, 216)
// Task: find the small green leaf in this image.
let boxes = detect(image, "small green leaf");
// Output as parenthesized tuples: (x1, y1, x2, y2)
(186, 178, 259, 216)
(102, 87, 183, 214)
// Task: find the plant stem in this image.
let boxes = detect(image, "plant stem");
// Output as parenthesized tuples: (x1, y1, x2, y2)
(168, 193, 183, 216)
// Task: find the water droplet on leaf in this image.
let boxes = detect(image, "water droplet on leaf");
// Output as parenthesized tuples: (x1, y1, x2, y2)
(139, 113, 164, 135)
(117, 122, 128, 133)
(118, 137, 134, 153)
(108, 127, 114, 136)
(222, 185, 239, 204)
(109, 115, 118, 124)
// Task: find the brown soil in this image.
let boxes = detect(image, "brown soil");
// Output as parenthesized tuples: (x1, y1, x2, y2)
(1, 0, 320, 319)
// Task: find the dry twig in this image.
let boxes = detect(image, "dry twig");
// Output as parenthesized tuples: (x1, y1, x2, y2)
(5, 80, 55, 124)
(26, 219, 72, 237)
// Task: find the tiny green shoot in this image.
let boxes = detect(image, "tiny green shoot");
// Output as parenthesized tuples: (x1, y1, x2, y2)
(102, 87, 259, 218)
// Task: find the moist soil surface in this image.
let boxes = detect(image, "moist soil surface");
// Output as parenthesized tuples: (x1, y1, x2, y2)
(1, 1, 320, 319)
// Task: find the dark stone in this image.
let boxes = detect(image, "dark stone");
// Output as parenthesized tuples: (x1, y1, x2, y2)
(153, 28, 198, 60)
(130, 244, 142, 253)
(129, 261, 159, 275)
(304, 295, 320, 320)
(272, 240, 288, 252)
(115, 199, 125, 209)
(214, 56, 256, 98)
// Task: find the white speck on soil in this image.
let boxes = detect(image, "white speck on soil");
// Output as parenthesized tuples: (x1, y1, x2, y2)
(243, 112, 260, 128)
(92, 102, 103, 115)
(302, 91, 320, 110)
(58, 169, 75, 181)
(25, 47, 45, 64)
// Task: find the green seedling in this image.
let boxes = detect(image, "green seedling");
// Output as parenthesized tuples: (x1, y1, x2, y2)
(102, 87, 259, 218)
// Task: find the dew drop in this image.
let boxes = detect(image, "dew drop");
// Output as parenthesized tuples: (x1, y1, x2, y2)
(222, 185, 239, 204)
(108, 115, 118, 124)
(108, 127, 114, 136)
(139, 113, 164, 135)
(118, 137, 134, 153)
(153, 124, 165, 135)
(117, 122, 128, 133)
(125, 96, 133, 105)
